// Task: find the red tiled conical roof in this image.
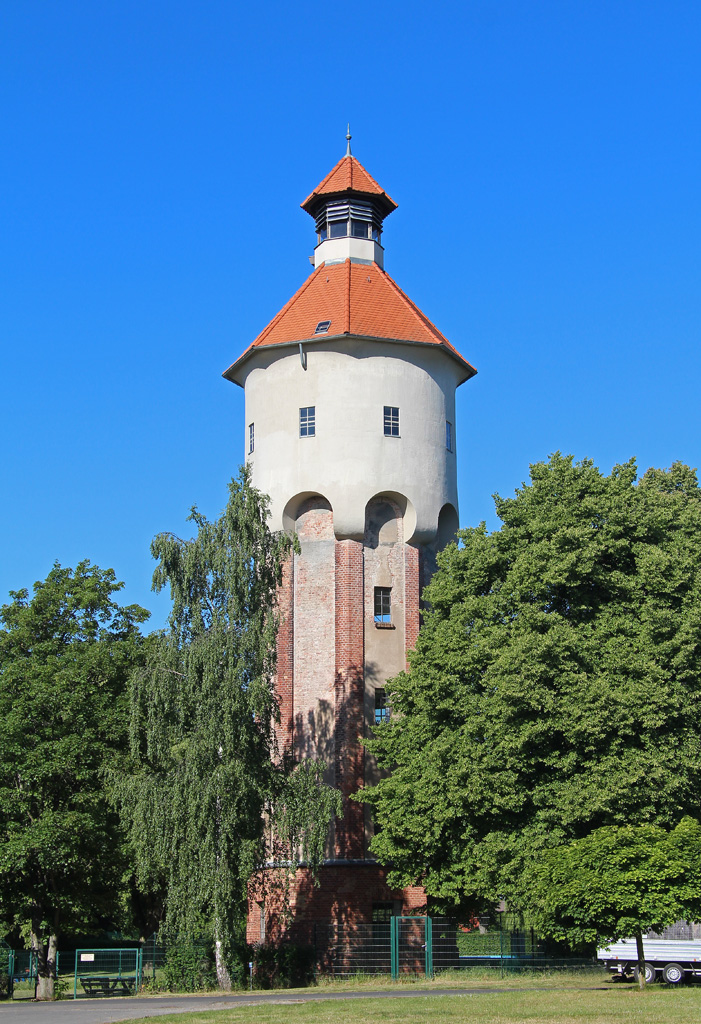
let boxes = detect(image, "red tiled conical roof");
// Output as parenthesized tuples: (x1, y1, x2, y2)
(301, 155, 397, 215)
(223, 260, 476, 383)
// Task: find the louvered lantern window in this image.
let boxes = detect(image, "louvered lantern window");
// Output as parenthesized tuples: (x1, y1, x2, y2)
(316, 200, 378, 241)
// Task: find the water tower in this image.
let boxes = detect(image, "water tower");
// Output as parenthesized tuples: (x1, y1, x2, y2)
(223, 135, 476, 940)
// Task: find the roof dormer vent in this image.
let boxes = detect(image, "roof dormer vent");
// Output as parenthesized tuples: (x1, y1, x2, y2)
(315, 320, 331, 335)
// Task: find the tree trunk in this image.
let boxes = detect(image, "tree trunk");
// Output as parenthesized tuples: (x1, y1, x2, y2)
(31, 923, 57, 1001)
(214, 937, 231, 991)
(635, 929, 646, 990)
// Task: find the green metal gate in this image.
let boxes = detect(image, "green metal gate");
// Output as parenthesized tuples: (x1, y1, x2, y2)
(73, 948, 142, 998)
(390, 916, 433, 979)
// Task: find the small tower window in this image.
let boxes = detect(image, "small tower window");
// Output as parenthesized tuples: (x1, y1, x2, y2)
(374, 586, 391, 624)
(300, 406, 315, 437)
(446, 421, 453, 452)
(351, 219, 369, 238)
(329, 220, 347, 239)
(372, 901, 394, 939)
(248, 423, 254, 454)
(383, 406, 399, 437)
(374, 688, 389, 725)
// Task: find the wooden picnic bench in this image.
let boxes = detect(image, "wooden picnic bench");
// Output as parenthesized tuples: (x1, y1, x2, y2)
(79, 975, 136, 996)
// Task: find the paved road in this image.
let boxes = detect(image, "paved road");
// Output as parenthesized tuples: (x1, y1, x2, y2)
(0, 987, 510, 1023)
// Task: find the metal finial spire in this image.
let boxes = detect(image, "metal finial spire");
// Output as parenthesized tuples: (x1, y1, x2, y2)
(346, 123, 352, 156)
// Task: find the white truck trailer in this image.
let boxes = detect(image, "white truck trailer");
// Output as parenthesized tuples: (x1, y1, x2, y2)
(598, 937, 701, 984)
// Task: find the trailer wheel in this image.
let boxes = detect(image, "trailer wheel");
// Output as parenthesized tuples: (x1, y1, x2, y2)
(633, 963, 656, 984)
(662, 963, 684, 984)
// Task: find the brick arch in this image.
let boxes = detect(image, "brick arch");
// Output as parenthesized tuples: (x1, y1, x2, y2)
(282, 491, 334, 535)
(296, 497, 334, 543)
(363, 496, 402, 549)
(363, 490, 416, 547)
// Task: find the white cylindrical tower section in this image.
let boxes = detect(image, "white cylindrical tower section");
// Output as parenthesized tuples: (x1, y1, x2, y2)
(240, 337, 463, 544)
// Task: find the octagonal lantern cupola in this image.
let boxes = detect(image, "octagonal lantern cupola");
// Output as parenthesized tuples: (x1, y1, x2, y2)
(301, 132, 397, 270)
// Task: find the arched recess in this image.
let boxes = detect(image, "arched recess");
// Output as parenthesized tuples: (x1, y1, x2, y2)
(363, 490, 417, 547)
(282, 491, 334, 536)
(436, 502, 459, 550)
(288, 491, 336, 773)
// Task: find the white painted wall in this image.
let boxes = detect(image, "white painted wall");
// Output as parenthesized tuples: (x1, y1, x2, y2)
(314, 236, 384, 268)
(240, 337, 463, 543)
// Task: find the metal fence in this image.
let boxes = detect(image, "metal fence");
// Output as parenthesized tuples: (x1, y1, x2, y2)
(139, 933, 168, 989)
(5, 949, 76, 1000)
(432, 917, 594, 973)
(72, 948, 142, 999)
(309, 916, 591, 979)
(312, 916, 432, 978)
(1, 919, 597, 999)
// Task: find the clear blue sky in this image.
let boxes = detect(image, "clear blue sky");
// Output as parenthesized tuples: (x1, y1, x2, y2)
(2, 1, 700, 629)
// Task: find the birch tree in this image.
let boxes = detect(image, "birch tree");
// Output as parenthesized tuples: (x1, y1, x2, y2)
(118, 468, 339, 986)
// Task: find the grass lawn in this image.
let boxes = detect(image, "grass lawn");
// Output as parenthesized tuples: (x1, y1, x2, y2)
(117, 980, 701, 1024)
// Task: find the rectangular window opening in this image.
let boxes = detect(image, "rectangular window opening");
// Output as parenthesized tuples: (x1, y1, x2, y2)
(300, 406, 316, 437)
(446, 420, 453, 452)
(383, 406, 399, 437)
(374, 586, 391, 624)
(372, 901, 394, 939)
(374, 688, 389, 725)
(372, 901, 394, 923)
(315, 320, 331, 334)
(248, 423, 254, 454)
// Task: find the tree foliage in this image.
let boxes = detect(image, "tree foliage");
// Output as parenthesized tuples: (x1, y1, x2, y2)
(117, 468, 339, 974)
(0, 562, 149, 998)
(360, 455, 701, 919)
(523, 818, 701, 950)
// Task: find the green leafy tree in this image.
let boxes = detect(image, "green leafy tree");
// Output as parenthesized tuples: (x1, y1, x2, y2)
(0, 562, 149, 999)
(523, 818, 701, 986)
(360, 455, 701, 921)
(117, 468, 339, 988)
